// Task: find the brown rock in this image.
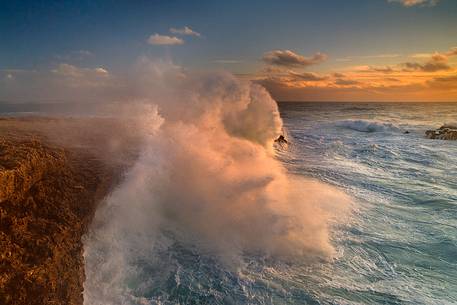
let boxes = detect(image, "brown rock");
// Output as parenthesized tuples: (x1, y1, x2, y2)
(425, 125, 457, 140)
(0, 117, 138, 305)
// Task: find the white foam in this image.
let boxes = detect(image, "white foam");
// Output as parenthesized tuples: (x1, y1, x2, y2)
(336, 119, 400, 133)
(83, 59, 351, 304)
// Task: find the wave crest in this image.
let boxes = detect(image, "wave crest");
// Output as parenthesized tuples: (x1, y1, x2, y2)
(336, 119, 399, 133)
(83, 59, 351, 305)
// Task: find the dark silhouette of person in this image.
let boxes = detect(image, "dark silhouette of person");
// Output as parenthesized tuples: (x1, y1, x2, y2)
(275, 135, 288, 144)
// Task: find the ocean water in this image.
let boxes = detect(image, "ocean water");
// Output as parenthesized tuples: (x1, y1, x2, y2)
(275, 102, 457, 304)
(3, 101, 456, 304)
(81, 101, 456, 305)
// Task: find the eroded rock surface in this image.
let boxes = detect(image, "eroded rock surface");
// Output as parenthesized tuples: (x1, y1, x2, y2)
(425, 124, 457, 140)
(0, 117, 139, 305)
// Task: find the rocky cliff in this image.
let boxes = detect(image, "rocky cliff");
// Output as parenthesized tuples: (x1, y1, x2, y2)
(0, 117, 139, 305)
(0, 138, 117, 305)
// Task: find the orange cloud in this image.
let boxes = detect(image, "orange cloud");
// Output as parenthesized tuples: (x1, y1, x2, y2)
(388, 0, 439, 7)
(169, 26, 201, 37)
(262, 50, 327, 67)
(402, 61, 450, 72)
(147, 34, 184, 45)
(257, 74, 456, 102)
(255, 46, 457, 101)
(288, 71, 329, 81)
(427, 74, 457, 89)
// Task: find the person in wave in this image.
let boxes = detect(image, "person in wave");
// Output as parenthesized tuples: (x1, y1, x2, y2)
(275, 134, 288, 145)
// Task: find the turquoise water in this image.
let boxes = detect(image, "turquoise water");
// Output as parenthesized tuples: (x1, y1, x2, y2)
(80, 102, 457, 305)
(276, 102, 457, 304)
(3, 101, 456, 304)
(83, 102, 457, 305)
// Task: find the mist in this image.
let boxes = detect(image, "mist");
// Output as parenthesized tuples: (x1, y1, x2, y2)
(81, 58, 351, 304)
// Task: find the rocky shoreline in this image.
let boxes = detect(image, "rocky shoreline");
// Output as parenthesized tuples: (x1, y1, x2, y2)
(425, 124, 457, 140)
(0, 117, 139, 305)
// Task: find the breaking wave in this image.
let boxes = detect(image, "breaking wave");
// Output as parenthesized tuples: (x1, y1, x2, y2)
(82, 59, 350, 304)
(336, 119, 400, 133)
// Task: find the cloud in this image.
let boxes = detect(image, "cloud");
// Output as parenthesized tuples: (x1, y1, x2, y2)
(446, 47, 457, 57)
(0, 63, 123, 103)
(412, 47, 457, 61)
(334, 78, 360, 86)
(52, 63, 109, 78)
(353, 65, 397, 73)
(262, 50, 327, 67)
(361, 47, 457, 73)
(332, 72, 346, 78)
(288, 71, 329, 81)
(260, 67, 362, 89)
(5, 73, 14, 80)
(332, 73, 361, 86)
(410, 53, 433, 59)
(169, 26, 201, 37)
(358, 48, 454, 73)
(387, 0, 439, 7)
(260, 66, 286, 74)
(430, 53, 448, 62)
(427, 75, 457, 89)
(256, 74, 453, 102)
(402, 61, 450, 72)
(147, 34, 184, 45)
(369, 66, 395, 73)
(255, 45, 457, 101)
(385, 77, 401, 82)
(411, 48, 457, 60)
(94, 67, 109, 75)
(438, 47, 457, 60)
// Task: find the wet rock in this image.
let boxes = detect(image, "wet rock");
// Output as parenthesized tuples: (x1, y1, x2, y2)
(425, 125, 457, 140)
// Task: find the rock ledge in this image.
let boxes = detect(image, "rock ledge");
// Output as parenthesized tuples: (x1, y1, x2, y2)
(425, 125, 457, 140)
(0, 138, 116, 305)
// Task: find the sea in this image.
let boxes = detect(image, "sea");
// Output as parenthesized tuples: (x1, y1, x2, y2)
(3, 102, 457, 304)
(275, 102, 457, 304)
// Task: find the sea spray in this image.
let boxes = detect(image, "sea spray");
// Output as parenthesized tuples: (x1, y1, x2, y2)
(83, 59, 350, 304)
(336, 119, 400, 133)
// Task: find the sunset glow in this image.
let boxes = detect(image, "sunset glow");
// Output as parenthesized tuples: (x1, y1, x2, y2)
(256, 47, 457, 101)
(2, 2, 457, 305)
(1, 0, 456, 102)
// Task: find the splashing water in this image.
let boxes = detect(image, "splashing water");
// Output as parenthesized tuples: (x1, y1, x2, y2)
(83, 60, 350, 305)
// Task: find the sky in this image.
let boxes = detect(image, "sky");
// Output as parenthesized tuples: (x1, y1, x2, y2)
(1, 0, 456, 102)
